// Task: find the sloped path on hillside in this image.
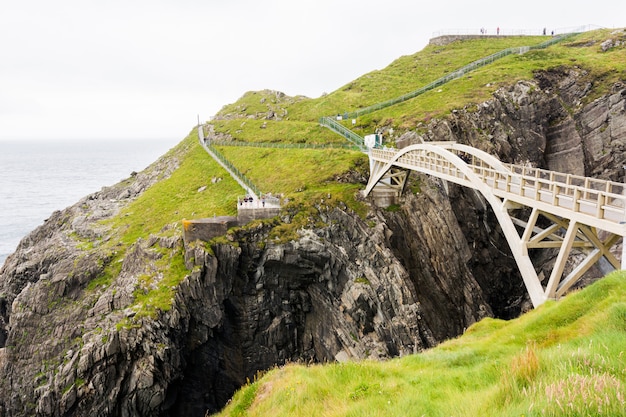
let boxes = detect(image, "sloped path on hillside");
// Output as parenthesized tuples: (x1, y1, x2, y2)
(198, 125, 260, 200)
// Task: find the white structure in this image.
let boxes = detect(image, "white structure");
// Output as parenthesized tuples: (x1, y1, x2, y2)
(364, 134, 381, 149)
(364, 142, 626, 308)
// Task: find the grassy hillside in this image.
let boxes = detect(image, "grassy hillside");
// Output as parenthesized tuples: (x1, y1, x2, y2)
(200, 28, 626, 416)
(212, 29, 626, 146)
(216, 271, 626, 417)
(93, 28, 626, 328)
(86, 28, 626, 403)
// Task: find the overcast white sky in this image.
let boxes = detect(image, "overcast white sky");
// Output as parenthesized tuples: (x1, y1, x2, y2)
(0, 0, 621, 142)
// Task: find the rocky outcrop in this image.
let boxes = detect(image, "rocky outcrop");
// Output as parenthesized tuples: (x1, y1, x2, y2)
(0, 153, 180, 416)
(166, 194, 492, 415)
(0, 66, 625, 417)
(0, 185, 492, 416)
(407, 69, 626, 178)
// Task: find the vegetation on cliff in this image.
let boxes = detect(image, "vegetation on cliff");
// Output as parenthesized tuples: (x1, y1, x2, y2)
(2, 26, 626, 416)
(113, 27, 626, 406)
(211, 30, 625, 144)
(218, 271, 626, 417)
(205, 28, 626, 416)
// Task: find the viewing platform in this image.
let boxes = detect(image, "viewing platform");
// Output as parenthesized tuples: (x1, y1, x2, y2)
(237, 194, 281, 224)
(183, 194, 282, 245)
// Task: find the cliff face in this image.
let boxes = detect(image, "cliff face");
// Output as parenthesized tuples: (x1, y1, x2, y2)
(0, 69, 625, 416)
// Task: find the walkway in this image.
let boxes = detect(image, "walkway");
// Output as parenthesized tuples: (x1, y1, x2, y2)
(198, 125, 259, 200)
(364, 142, 626, 308)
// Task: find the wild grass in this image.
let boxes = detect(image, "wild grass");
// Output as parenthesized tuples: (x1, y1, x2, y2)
(214, 146, 367, 198)
(215, 30, 625, 145)
(130, 245, 189, 319)
(81, 27, 626, 393)
(216, 271, 626, 416)
(211, 119, 344, 145)
(109, 133, 241, 245)
(286, 36, 552, 121)
(90, 131, 243, 317)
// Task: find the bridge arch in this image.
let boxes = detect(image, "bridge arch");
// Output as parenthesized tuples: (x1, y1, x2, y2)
(364, 142, 626, 308)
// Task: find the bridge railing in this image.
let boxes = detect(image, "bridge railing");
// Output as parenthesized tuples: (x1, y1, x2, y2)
(475, 168, 624, 223)
(507, 165, 625, 195)
(371, 148, 626, 225)
(319, 117, 366, 150)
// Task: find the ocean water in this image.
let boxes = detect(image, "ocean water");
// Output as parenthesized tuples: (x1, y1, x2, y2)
(0, 138, 178, 268)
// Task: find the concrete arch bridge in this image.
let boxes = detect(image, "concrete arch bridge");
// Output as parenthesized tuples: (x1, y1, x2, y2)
(364, 142, 626, 308)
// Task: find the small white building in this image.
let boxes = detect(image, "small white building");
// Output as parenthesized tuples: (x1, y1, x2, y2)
(364, 133, 382, 149)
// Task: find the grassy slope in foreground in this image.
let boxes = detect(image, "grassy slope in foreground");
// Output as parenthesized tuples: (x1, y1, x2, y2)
(217, 271, 626, 417)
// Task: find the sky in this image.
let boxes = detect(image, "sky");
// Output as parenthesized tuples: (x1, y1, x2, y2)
(0, 0, 621, 142)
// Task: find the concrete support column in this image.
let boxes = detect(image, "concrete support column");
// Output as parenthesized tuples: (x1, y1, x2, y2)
(622, 236, 626, 270)
(622, 166, 626, 270)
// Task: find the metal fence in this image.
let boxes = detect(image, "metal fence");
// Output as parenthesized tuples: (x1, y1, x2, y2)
(318, 117, 366, 150)
(209, 139, 362, 151)
(341, 32, 578, 120)
(205, 143, 262, 198)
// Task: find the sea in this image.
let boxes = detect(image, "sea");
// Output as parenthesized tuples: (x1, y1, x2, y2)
(0, 138, 178, 268)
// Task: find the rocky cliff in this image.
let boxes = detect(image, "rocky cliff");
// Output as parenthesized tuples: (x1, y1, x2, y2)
(0, 66, 625, 416)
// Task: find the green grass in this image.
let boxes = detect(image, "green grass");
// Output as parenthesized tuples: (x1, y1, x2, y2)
(101, 27, 623, 320)
(214, 30, 626, 146)
(85, 129, 370, 319)
(109, 133, 242, 244)
(217, 89, 309, 119)
(212, 119, 345, 145)
(216, 271, 626, 417)
(85, 131, 245, 318)
(130, 246, 189, 318)
(215, 146, 367, 197)
(214, 145, 369, 241)
(285, 36, 553, 121)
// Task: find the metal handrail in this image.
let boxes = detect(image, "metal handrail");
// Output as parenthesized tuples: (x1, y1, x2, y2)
(318, 117, 366, 150)
(370, 148, 626, 225)
(344, 33, 579, 120)
(206, 142, 262, 198)
(322, 33, 581, 149)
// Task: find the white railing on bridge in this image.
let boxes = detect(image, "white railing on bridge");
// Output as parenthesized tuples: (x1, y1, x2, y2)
(370, 148, 626, 230)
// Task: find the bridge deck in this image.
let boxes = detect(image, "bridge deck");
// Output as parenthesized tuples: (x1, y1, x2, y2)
(370, 147, 626, 234)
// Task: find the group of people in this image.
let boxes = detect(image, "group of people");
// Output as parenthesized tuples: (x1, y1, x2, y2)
(480, 27, 500, 35)
(480, 27, 554, 36)
(240, 196, 266, 207)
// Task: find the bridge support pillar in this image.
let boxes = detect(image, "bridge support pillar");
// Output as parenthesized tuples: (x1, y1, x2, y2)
(622, 235, 626, 270)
